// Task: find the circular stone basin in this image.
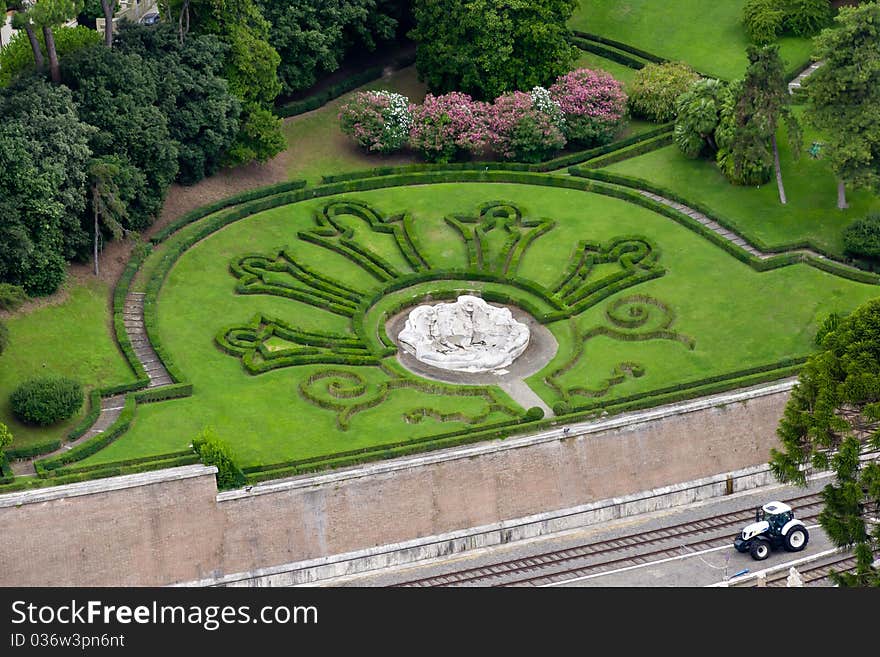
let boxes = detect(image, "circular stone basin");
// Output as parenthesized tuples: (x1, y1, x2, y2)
(398, 295, 530, 373)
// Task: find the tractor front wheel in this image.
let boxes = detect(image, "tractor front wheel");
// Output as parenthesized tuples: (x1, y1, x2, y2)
(750, 538, 771, 561)
(784, 527, 809, 552)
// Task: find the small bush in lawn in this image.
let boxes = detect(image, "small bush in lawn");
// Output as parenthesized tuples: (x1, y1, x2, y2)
(552, 400, 570, 415)
(486, 90, 566, 163)
(10, 377, 83, 426)
(192, 426, 246, 491)
(408, 92, 490, 163)
(843, 213, 880, 262)
(549, 68, 628, 146)
(628, 62, 700, 123)
(525, 406, 545, 421)
(0, 283, 27, 311)
(338, 90, 413, 154)
(0, 320, 7, 355)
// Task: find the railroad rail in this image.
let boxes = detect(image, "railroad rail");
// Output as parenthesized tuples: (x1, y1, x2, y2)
(395, 492, 827, 587)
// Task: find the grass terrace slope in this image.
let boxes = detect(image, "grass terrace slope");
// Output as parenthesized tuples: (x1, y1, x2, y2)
(571, 0, 814, 80)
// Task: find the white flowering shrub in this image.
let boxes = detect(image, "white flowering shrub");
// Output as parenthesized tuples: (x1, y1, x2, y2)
(530, 86, 566, 131)
(338, 90, 413, 154)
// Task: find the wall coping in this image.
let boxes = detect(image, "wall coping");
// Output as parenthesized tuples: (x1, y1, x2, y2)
(219, 378, 797, 502)
(0, 464, 217, 509)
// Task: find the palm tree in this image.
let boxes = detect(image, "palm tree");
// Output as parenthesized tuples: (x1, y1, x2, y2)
(88, 157, 127, 276)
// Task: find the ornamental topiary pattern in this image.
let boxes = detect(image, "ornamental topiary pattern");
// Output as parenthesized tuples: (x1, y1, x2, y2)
(215, 197, 689, 424)
(338, 90, 413, 154)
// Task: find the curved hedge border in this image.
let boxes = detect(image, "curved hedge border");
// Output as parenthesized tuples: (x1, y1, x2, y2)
(570, 167, 880, 284)
(276, 52, 417, 119)
(571, 31, 666, 65)
(16, 164, 875, 489)
(320, 124, 675, 184)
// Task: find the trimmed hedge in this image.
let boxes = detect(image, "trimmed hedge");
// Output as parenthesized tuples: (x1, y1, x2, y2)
(149, 180, 308, 245)
(66, 389, 101, 441)
(3, 439, 62, 460)
(320, 124, 675, 184)
(244, 358, 804, 483)
(276, 52, 417, 119)
(579, 132, 673, 169)
(571, 37, 648, 70)
(571, 31, 667, 65)
(38, 451, 198, 479)
(568, 167, 880, 284)
(35, 395, 136, 473)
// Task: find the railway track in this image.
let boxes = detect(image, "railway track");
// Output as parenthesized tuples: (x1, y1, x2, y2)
(395, 492, 827, 587)
(762, 553, 859, 587)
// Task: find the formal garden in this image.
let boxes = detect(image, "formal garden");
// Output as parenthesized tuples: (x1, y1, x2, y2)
(1, 0, 879, 495)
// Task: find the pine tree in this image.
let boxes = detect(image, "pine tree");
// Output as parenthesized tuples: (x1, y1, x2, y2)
(770, 298, 880, 586)
(804, 2, 880, 209)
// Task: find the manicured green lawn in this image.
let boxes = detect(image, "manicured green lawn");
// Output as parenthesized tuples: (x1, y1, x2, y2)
(574, 50, 640, 89)
(604, 125, 880, 257)
(282, 66, 426, 185)
(0, 280, 136, 452)
(78, 182, 879, 469)
(571, 0, 814, 80)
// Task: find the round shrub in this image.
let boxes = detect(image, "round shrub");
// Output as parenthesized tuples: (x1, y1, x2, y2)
(408, 92, 489, 163)
(0, 320, 7, 356)
(10, 377, 83, 426)
(525, 406, 545, 421)
(549, 68, 627, 146)
(784, 0, 833, 37)
(338, 90, 413, 154)
(628, 62, 700, 123)
(0, 283, 27, 311)
(486, 90, 566, 162)
(743, 0, 786, 43)
(843, 213, 880, 261)
(552, 400, 570, 415)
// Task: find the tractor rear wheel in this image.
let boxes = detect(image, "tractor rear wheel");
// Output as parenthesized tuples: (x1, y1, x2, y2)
(784, 526, 809, 552)
(750, 538, 771, 561)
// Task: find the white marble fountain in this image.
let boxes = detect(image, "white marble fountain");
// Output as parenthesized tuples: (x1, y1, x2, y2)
(397, 295, 530, 373)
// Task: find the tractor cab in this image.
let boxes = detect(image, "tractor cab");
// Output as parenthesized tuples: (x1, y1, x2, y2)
(757, 501, 793, 529)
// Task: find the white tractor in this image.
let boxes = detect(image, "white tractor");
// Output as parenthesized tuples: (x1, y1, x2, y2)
(733, 501, 809, 561)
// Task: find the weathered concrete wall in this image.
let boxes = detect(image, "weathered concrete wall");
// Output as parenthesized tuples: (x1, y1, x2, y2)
(0, 381, 794, 586)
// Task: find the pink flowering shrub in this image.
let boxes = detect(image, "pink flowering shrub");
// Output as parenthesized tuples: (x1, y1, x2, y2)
(408, 92, 491, 163)
(338, 90, 412, 154)
(485, 91, 566, 163)
(549, 68, 628, 146)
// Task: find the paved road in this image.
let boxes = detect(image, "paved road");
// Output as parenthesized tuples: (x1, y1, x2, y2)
(322, 475, 838, 587)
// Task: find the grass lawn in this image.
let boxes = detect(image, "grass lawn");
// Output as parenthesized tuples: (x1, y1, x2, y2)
(603, 116, 880, 256)
(282, 66, 426, 185)
(574, 50, 640, 89)
(77, 182, 879, 470)
(571, 0, 815, 81)
(0, 280, 136, 452)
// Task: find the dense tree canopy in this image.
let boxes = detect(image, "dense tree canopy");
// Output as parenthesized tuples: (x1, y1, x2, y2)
(771, 298, 880, 586)
(0, 78, 94, 295)
(410, 0, 578, 100)
(258, 0, 403, 95)
(61, 45, 179, 232)
(804, 2, 880, 209)
(115, 23, 241, 184)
